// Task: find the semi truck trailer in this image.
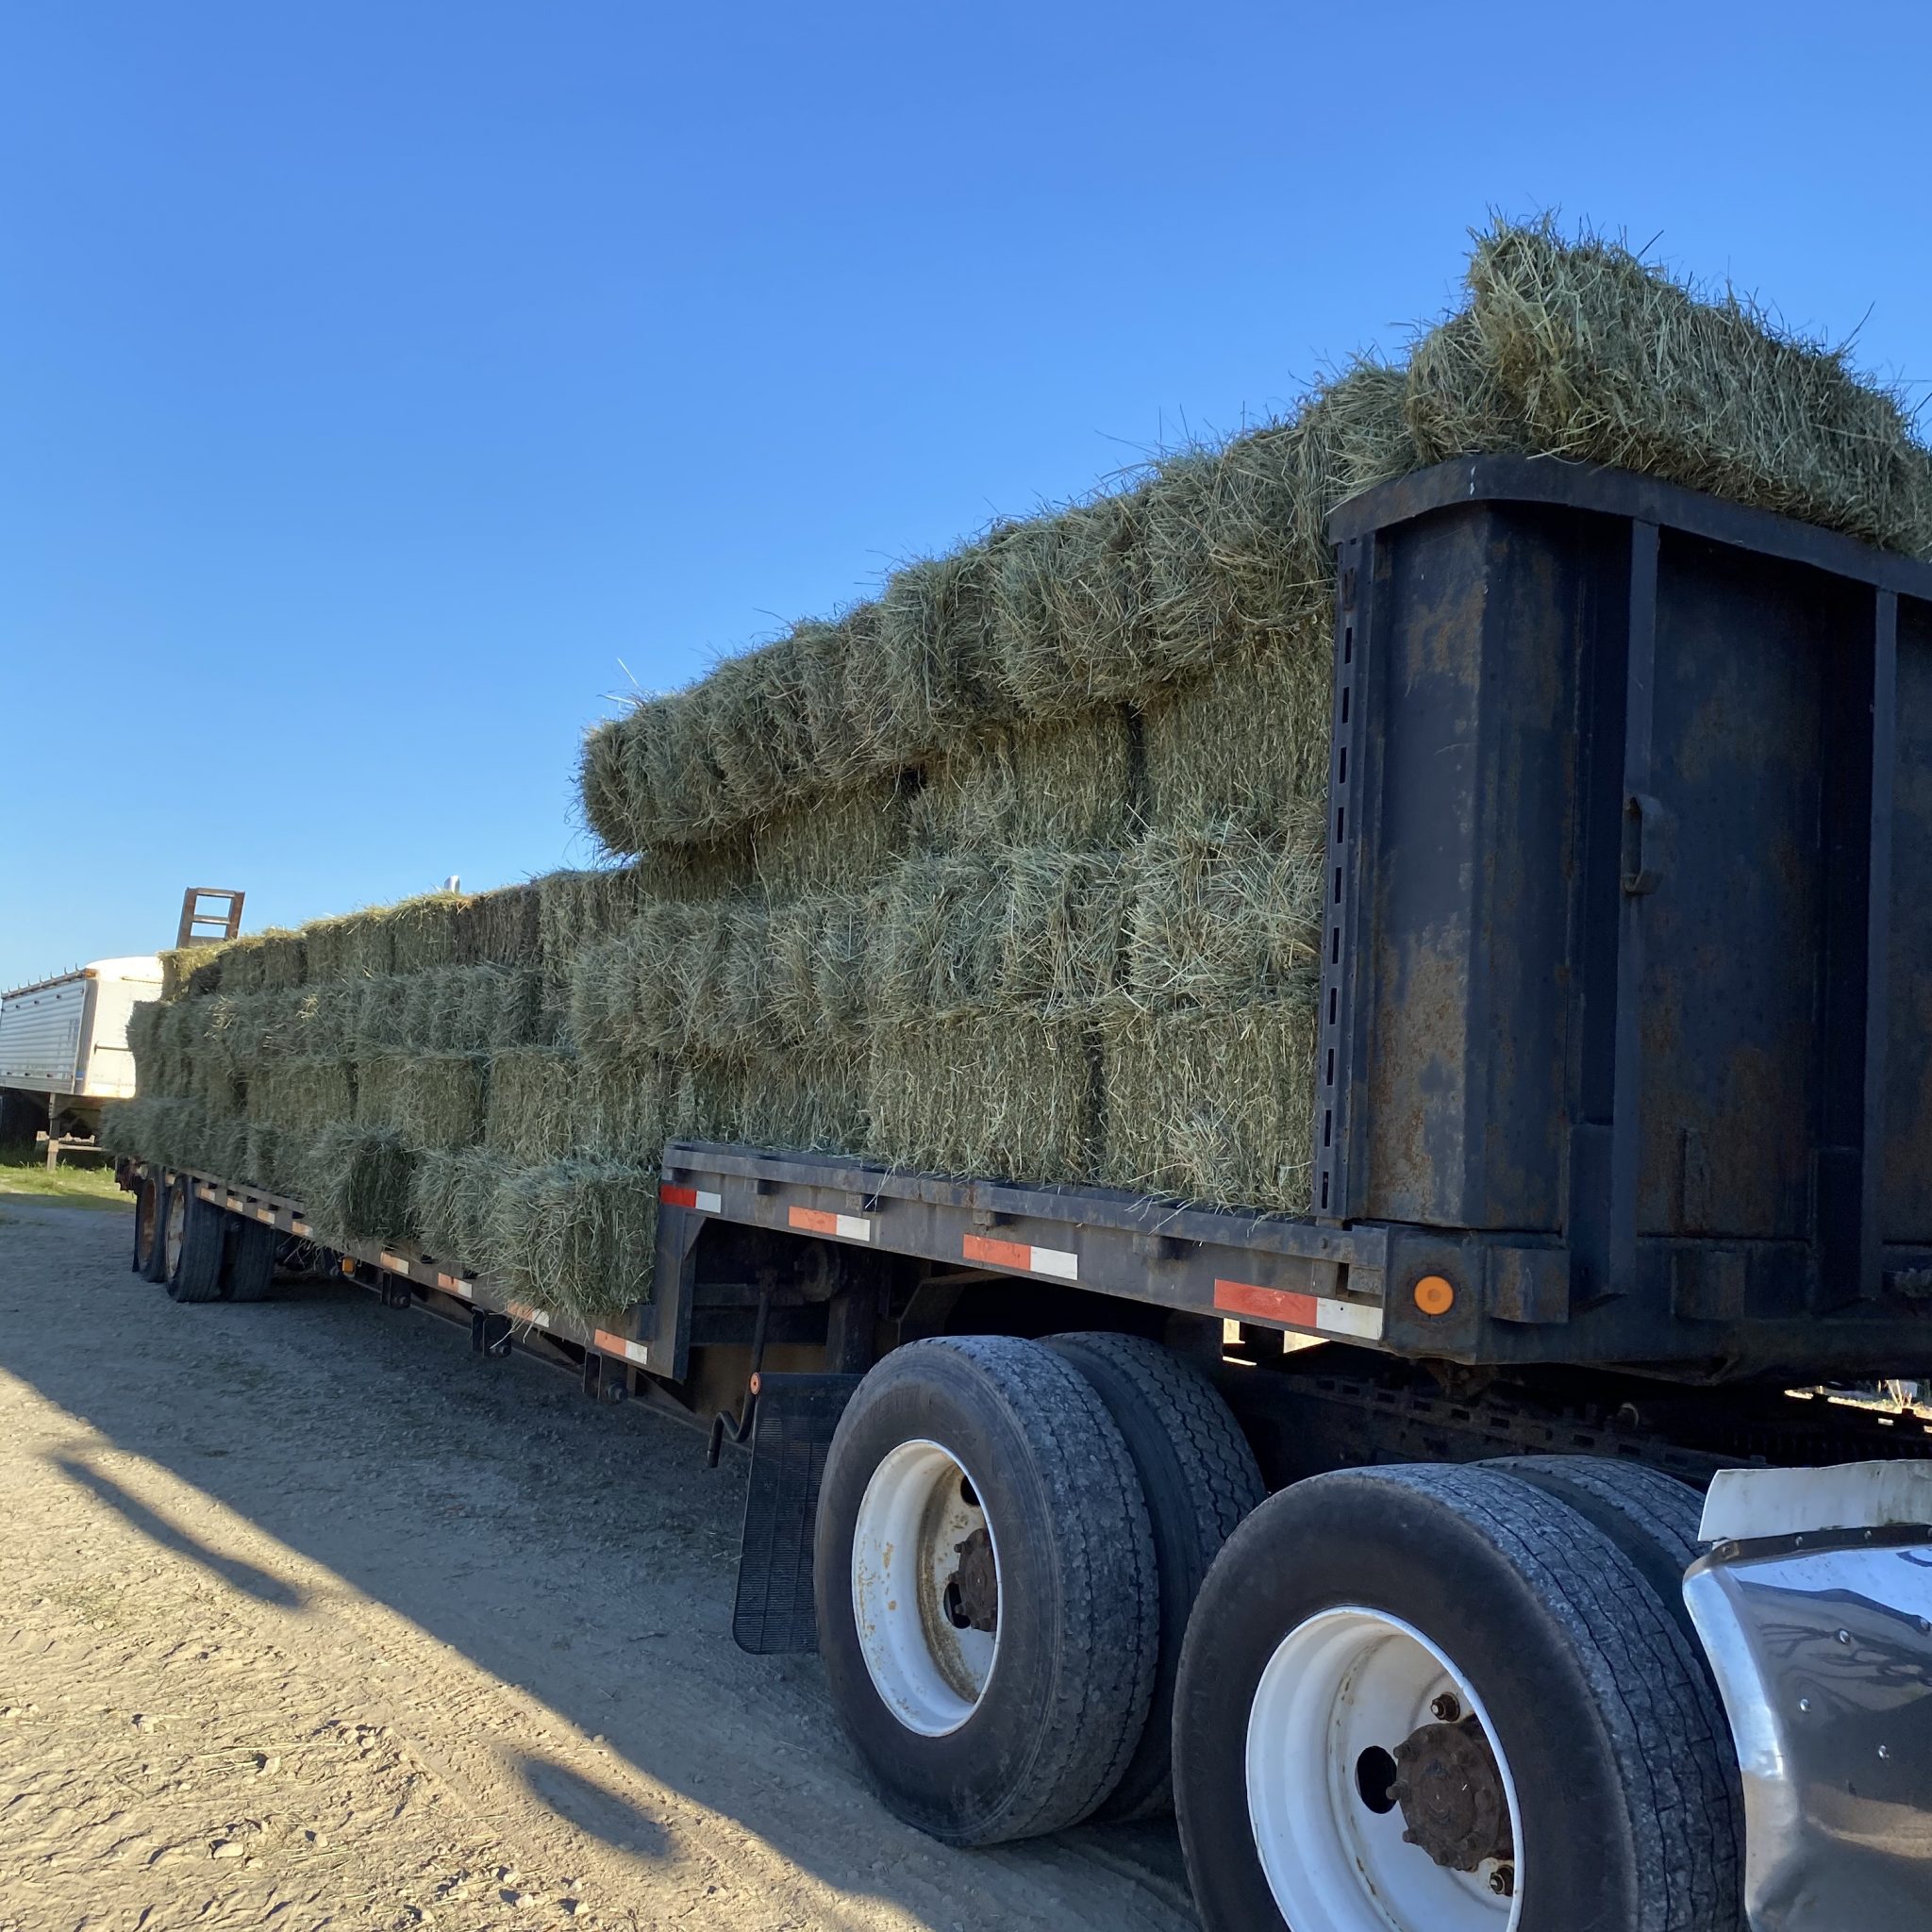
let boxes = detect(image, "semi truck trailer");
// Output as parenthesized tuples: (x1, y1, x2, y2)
(1, 955, 162, 1158)
(122, 459, 1932, 1931)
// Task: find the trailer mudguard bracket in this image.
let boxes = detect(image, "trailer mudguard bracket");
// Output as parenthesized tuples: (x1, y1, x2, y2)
(731, 1372, 863, 1656)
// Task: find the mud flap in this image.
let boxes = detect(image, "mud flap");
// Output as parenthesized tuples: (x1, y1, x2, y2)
(731, 1373, 862, 1656)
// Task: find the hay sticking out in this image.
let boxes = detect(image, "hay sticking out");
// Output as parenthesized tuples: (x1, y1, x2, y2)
(866, 1012, 1094, 1181)
(306, 1123, 418, 1246)
(493, 1158, 658, 1321)
(410, 1146, 508, 1274)
(1100, 1000, 1317, 1214)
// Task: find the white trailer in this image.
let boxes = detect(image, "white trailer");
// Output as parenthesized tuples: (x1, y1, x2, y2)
(0, 956, 163, 1159)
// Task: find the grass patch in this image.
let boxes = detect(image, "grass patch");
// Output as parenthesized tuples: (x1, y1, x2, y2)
(0, 1148, 129, 1209)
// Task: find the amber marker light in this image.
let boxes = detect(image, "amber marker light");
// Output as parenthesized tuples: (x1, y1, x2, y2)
(1413, 1274, 1456, 1317)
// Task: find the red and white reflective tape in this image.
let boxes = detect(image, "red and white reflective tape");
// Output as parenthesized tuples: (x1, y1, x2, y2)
(1213, 1277, 1385, 1342)
(435, 1272, 474, 1300)
(592, 1327, 653, 1368)
(379, 1252, 412, 1277)
(291, 1218, 310, 1238)
(962, 1232, 1079, 1283)
(659, 1183, 722, 1214)
(789, 1205, 872, 1242)
(252, 1207, 276, 1225)
(504, 1300, 553, 1331)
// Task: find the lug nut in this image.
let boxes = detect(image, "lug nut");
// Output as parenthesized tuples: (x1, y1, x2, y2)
(1490, 1863, 1515, 1898)
(1430, 1693, 1462, 1723)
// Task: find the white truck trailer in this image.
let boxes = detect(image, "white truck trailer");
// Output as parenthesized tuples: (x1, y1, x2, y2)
(0, 957, 163, 1160)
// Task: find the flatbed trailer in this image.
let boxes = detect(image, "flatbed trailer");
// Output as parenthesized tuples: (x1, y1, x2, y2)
(126, 458, 1932, 1931)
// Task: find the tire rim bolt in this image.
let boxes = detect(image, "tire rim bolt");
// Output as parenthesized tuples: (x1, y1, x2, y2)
(1490, 1863, 1515, 1898)
(1430, 1692, 1462, 1722)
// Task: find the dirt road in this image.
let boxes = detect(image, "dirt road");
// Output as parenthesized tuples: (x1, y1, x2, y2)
(0, 1200, 1199, 1932)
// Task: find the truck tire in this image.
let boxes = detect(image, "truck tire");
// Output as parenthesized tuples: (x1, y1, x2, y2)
(1174, 1463, 1742, 1932)
(132, 1171, 165, 1277)
(166, 1181, 226, 1304)
(1042, 1330, 1264, 1819)
(222, 1216, 278, 1301)
(1486, 1455, 1707, 1647)
(814, 1335, 1158, 1845)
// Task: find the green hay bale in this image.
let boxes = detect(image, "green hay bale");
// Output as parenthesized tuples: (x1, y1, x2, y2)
(302, 912, 378, 983)
(753, 776, 908, 900)
(908, 708, 1137, 852)
(1407, 220, 1932, 556)
(580, 1056, 677, 1161)
(355, 1052, 485, 1150)
(247, 1057, 358, 1139)
(453, 882, 542, 968)
(386, 892, 468, 975)
(353, 976, 413, 1053)
(873, 545, 1003, 745)
(990, 486, 1154, 719)
(485, 1047, 579, 1165)
(867, 1011, 1095, 1182)
(243, 1121, 304, 1195)
(568, 900, 735, 1064)
(126, 999, 172, 1091)
(669, 1047, 869, 1155)
(258, 931, 308, 991)
(191, 1051, 245, 1116)
(493, 1158, 658, 1321)
(410, 1145, 508, 1274)
(1141, 638, 1329, 834)
(306, 1123, 418, 1246)
(184, 950, 226, 997)
(1124, 817, 1324, 1011)
(869, 849, 1127, 1026)
(212, 937, 267, 995)
(536, 867, 646, 985)
(394, 965, 535, 1053)
(158, 948, 197, 1001)
(1099, 999, 1317, 1215)
(97, 1098, 143, 1158)
(701, 641, 821, 821)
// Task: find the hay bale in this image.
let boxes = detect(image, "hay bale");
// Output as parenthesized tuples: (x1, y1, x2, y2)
(244, 1121, 304, 1196)
(754, 776, 908, 900)
(354, 976, 414, 1054)
(306, 1123, 418, 1245)
(453, 883, 542, 968)
(484, 1047, 579, 1165)
(867, 1011, 1094, 1182)
(1099, 999, 1317, 1214)
(536, 867, 645, 985)
(158, 948, 198, 1001)
(355, 1052, 485, 1150)
(1141, 638, 1330, 833)
(909, 708, 1138, 852)
(410, 1146, 508, 1274)
(568, 900, 735, 1064)
(258, 931, 308, 991)
(493, 1158, 658, 1321)
(1407, 220, 1932, 557)
(386, 893, 468, 975)
(247, 1057, 358, 1140)
(184, 950, 226, 997)
(1124, 817, 1324, 1010)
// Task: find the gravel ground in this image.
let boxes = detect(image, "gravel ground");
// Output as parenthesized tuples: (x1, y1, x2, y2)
(0, 1199, 1198, 1932)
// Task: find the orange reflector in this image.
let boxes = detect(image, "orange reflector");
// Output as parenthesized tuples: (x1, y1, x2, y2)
(1414, 1274, 1456, 1317)
(340, 1257, 357, 1276)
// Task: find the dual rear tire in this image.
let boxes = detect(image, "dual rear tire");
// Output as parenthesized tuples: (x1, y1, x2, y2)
(137, 1172, 278, 1303)
(815, 1331, 1262, 1844)
(818, 1339, 1743, 1932)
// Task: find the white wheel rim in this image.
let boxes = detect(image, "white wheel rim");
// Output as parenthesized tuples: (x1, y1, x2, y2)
(851, 1439, 1001, 1737)
(163, 1189, 186, 1276)
(1246, 1607, 1524, 1932)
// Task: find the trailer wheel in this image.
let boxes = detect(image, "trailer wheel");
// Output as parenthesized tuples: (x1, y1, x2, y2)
(1042, 1330, 1264, 1819)
(221, 1216, 279, 1301)
(132, 1171, 165, 1277)
(166, 1181, 226, 1304)
(815, 1335, 1158, 1845)
(1174, 1463, 1741, 1932)
(1485, 1456, 1707, 1646)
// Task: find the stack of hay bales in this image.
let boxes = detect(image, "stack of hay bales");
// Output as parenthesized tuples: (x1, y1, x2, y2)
(107, 221, 1932, 1322)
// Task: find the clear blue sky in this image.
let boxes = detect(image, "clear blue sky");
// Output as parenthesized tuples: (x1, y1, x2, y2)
(4, 1, 1928, 989)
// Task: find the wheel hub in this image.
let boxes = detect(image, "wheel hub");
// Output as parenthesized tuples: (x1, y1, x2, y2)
(945, 1526, 999, 1632)
(1391, 1716, 1515, 1873)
